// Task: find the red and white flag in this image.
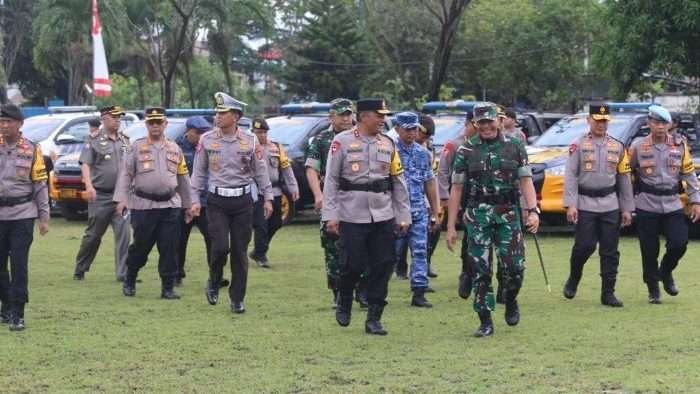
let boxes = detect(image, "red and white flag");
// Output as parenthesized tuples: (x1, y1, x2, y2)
(92, 0, 111, 96)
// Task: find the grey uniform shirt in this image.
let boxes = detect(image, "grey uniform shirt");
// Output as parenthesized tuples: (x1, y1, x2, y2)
(113, 137, 192, 210)
(629, 134, 700, 213)
(190, 128, 273, 204)
(437, 136, 465, 200)
(0, 135, 50, 222)
(79, 130, 129, 190)
(321, 127, 411, 225)
(261, 141, 298, 197)
(563, 133, 634, 213)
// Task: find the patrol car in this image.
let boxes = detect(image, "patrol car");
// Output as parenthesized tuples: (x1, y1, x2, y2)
(49, 110, 241, 220)
(527, 102, 699, 224)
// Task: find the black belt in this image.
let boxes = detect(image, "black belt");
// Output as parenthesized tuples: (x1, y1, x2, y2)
(578, 185, 616, 198)
(0, 194, 33, 207)
(95, 187, 115, 194)
(134, 189, 176, 202)
(468, 191, 519, 206)
(271, 181, 280, 188)
(635, 180, 679, 196)
(339, 178, 391, 193)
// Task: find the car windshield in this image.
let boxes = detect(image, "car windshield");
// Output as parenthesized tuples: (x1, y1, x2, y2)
(432, 116, 465, 146)
(534, 115, 635, 147)
(124, 120, 187, 141)
(21, 118, 64, 143)
(267, 116, 322, 146)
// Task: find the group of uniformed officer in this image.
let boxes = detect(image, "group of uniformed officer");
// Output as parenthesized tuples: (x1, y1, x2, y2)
(1, 97, 699, 336)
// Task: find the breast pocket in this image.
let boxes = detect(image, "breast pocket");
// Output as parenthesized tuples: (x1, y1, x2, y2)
(500, 159, 518, 179)
(639, 159, 656, 176)
(667, 153, 682, 174)
(581, 151, 596, 172)
(15, 158, 32, 179)
(96, 143, 115, 162)
(347, 153, 364, 174)
(137, 152, 155, 174)
(606, 150, 619, 174)
(166, 150, 179, 174)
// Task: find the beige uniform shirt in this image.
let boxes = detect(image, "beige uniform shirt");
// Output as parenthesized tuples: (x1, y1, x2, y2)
(191, 128, 273, 204)
(79, 130, 130, 190)
(113, 137, 192, 210)
(262, 141, 298, 197)
(321, 128, 411, 225)
(0, 135, 50, 222)
(629, 134, 700, 213)
(563, 133, 634, 213)
(437, 136, 465, 200)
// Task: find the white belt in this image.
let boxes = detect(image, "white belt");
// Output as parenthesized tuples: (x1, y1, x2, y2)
(208, 185, 251, 197)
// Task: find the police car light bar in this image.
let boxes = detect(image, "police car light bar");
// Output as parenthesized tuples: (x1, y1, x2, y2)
(422, 100, 479, 113)
(607, 102, 654, 112)
(280, 102, 331, 114)
(47, 106, 97, 114)
(165, 109, 216, 117)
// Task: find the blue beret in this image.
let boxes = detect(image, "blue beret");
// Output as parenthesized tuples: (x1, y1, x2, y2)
(648, 105, 672, 124)
(186, 116, 212, 133)
(395, 112, 420, 129)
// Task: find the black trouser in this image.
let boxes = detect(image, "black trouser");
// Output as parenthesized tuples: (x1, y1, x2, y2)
(0, 219, 34, 317)
(635, 209, 688, 284)
(338, 220, 396, 306)
(207, 193, 253, 303)
(252, 195, 282, 259)
(569, 209, 621, 282)
(176, 206, 211, 279)
(126, 208, 180, 282)
(427, 227, 440, 267)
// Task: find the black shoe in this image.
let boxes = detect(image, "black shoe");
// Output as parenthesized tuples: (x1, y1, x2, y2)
(395, 272, 408, 280)
(161, 289, 181, 300)
(205, 280, 219, 305)
(427, 268, 438, 278)
(411, 291, 433, 308)
(505, 300, 520, 326)
(563, 278, 578, 299)
(73, 272, 85, 281)
(219, 279, 230, 288)
(174, 278, 183, 287)
(365, 305, 387, 335)
(648, 282, 661, 304)
(249, 252, 269, 268)
(9, 317, 25, 331)
(122, 283, 136, 297)
(458, 272, 472, 300)
(424, 286, 435, 293)
(336, 293, 352, 327)
(662, 275, 679, 296)
(601, 292, 623, 307)
(231, 301, 245, 314)
(474, 311, 494, 337)
(496, 285, 505, 304)
(355, 290, 369, 309)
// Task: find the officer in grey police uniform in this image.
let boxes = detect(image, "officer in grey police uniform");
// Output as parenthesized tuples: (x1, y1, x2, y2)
(250, 117, 299, 268)
(114, 107, 193, 300)
(190, 92, 273, 314)
(322, 98, 411, 335)
(73, 105, 131, 282)
(563, 103, 634, 307)
(628, 104, 700, 304)
(0, 104, 50, 331)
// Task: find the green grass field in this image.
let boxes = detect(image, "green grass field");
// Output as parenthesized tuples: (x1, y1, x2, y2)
(2, 219, 700, 393)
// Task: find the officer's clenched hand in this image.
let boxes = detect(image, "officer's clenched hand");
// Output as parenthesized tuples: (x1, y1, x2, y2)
(526, 212, 540, 233)
(396, 222, 409, 236)
(313, 197, 323, 211)
(115, 202, 128, 217)
(183, 209, 194, 224)
(291, 191, 300, 202)
(190, 203, 201, 217)
(38, 221, 49, 236)
(326, 220, 339, 236)
(566, 206, 578, 224)
(621, 211, 632, 227)
(446, 227, 457, 252)
(85, 185, 97, 203)
(263, 200, 273, 219)
(691, 204, 700, 223)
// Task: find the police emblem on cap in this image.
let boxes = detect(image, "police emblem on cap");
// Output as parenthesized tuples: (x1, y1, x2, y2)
(600, 106, 606, 114)
(215, 93, 224, 106)
(254, 121, 262, 128)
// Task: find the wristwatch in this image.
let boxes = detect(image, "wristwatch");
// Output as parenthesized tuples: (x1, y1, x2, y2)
(527, 207, 540, 215)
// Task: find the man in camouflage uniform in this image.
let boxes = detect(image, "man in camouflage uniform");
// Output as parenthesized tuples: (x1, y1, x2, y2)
(393, 112, 440, 307)
(322, 99, 411, 335)
(114, 107, 193, 300)
(447, 102, 539, 337)
(250, 117, 299, 268)
(305, 98, 360, 308)
(563, 103, 634, 307)
(0, 104, 50, 331)
(438, 110, 476, 299)
(73, 105, 130, 282)
(628, 105, 700, 304)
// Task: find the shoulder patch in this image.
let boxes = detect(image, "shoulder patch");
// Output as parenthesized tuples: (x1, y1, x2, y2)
(569, 143, 577, 155)
(331, 140, 341, 155)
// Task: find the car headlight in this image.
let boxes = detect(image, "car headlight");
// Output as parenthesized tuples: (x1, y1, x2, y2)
(545, 164, 566, 176)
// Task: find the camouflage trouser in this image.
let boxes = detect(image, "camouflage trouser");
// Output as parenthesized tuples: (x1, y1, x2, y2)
(465, 204, 525, 313)
(394, 210, 429, 290)
(320, 221, 340, 290)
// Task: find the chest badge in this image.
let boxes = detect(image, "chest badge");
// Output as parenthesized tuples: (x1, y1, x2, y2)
(584, 162, 593, 170)
(104, 154, 111, 160)
(645, 167, 653, 175)
(351, 162, 360, 172)
(143, 162, 152, 170)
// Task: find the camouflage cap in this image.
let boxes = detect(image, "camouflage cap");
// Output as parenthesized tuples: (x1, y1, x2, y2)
(330, 98, 354, 114)
(473, 102, 498, 122)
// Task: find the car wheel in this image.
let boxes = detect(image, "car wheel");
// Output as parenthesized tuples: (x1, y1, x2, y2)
(281, 193, 295, 225)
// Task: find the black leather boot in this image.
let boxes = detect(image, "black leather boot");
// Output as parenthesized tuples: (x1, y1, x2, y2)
(661, 273, 679, 296)
(161, 278, 181, 300)
(458, 271, 472, 300)
(205, 279, 219, 305)
(601, 278, 623, 307)
(647, 282, 661, 304)
(9, 303, 25, 331)
(365, 304, 388, 335)
(355, 284, 369, 309)
(335, 291, 353, 327)
(504, 298, 520, 326)
(122, 271, 137, 297)
(563, 276, 580, 299)
(474, 310, 494, 337)
(411, 289, 432, 308)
